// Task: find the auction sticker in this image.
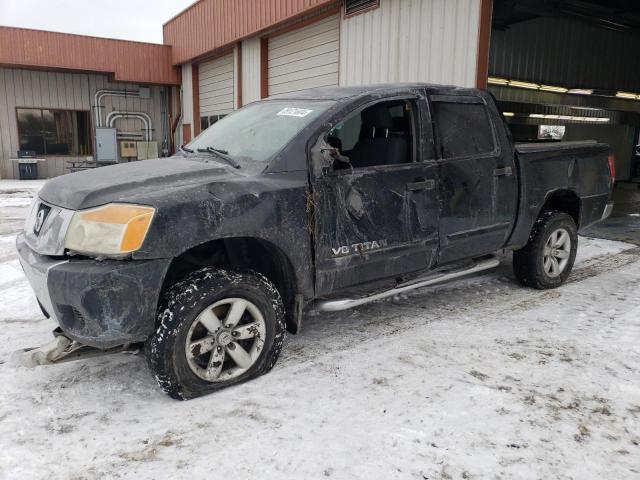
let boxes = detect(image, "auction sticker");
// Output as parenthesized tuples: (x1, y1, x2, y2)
(277, 107, 313, 117)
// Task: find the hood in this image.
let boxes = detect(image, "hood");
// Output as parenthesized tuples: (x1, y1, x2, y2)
(39, 157, 234, 210)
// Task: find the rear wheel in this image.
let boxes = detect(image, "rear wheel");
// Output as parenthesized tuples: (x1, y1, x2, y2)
(513, 211, 578, 289)
(146, 268, 285, 400)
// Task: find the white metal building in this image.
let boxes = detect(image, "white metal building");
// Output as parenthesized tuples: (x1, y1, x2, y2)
(165, 0, 491, 145)
(0, 0, 493, 179)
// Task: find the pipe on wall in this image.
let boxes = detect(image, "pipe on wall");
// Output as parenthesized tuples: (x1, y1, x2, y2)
(106, 111, 153, 141)
(94, 89, 143, 128)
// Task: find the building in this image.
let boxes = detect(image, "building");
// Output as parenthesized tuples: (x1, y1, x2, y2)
(1, 0, 639, 182)
(164, 0, 491, 146)
(0, 0, 491, 179)
(0, 27, 179, 179)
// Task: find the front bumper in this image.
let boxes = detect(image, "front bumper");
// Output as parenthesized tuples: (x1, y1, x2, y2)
(17, 234, 170, 348)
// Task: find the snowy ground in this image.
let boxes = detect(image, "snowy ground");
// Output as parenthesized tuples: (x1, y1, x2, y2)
(0, 182, 639, 480)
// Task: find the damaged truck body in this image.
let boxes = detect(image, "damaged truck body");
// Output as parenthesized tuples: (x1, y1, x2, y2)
(16, 84, 614, 399)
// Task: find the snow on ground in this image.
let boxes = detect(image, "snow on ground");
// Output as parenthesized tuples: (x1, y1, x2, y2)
(0, 182, 639, 480)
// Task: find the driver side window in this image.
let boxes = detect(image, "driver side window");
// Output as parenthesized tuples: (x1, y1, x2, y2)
(327, 99, 416, 170)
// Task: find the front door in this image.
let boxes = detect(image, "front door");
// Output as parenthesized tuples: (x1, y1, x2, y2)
(311, 97, 440, 296)
(429, 94, 517, 263)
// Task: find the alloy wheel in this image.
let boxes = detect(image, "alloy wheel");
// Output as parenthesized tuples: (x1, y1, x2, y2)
(185, 298, 266, 382)
(543, 228, 571, 278)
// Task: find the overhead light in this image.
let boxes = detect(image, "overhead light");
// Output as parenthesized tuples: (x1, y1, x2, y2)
(488, 77, 509, 85)
(568, 89, 593, 95)
(616, 91, 639, 99)
(526, 113, 610, 123)
(540, 85, 569, 93)
(510, 80, 540, 90)
(502, 112, 515, 117)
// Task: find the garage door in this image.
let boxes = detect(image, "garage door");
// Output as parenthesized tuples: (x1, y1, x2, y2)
(199, 53, 234, 122)
(268, 14, 340, 96)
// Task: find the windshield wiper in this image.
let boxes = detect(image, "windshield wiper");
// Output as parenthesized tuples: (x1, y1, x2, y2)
(197, 147, 241, 169)
(179, 145, 194, 155)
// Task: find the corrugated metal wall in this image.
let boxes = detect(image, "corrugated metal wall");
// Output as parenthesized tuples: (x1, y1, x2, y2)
(267, 14, 340, 95)
(339, 0, 481, 88)
(489, 16, 640, 91)
(199, 53, 235, 117)
(163, 0, 338, 65)
(0, 67, 165, 179)
(241, 38, 262, 105)
(0, 26, 178, 85)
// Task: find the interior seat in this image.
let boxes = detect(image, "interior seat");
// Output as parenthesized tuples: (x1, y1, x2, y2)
(349, 105, 407, 168)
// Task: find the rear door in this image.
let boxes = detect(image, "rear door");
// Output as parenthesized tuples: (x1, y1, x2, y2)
(429, 94, 517, 263)
(311, 96, 440, 295)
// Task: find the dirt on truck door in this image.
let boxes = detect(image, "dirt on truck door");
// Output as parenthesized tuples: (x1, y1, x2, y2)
(429, 94, 518, 263)
(311, 96, 440, 295)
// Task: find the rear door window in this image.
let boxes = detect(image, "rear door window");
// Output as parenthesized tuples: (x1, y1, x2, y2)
(431, 101, 495, 158)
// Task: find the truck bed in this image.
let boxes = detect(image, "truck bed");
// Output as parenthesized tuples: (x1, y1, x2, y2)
(508, 140, 612, 248)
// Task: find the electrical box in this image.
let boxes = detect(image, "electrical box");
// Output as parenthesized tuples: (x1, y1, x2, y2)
(119, 141, 138, 158)
(136, 141, 159, 160)
(138, 86, 151, 98)
(95, 128, 117, 162)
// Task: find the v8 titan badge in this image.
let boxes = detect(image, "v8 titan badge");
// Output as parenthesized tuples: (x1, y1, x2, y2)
(331, 239, 388, 257)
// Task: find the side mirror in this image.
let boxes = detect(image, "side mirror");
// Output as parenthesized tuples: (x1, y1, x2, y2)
(320, 146, 351, 168)
(320, 146, 340, 163)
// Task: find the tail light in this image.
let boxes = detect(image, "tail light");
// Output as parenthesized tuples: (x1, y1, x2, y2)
(607, 154, 616, 181)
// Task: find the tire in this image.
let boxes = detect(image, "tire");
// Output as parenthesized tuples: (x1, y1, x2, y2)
(513, 211, 578, 290)
(146, 268, 285, 400)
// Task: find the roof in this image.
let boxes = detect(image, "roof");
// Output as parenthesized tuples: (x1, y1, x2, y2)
(0, 26, 179, 85)
(266, 83, 477, 101)
(163, 0, 339, 65)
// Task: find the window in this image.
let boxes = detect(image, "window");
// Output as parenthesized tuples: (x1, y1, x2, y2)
(188, 101, 334, 163)
(200, 114, 226, 132)
(431, 102, 495, 158)
(17, 108, 90, 156)
(345, 0, 379, 16)
(327, 99, 415, 169)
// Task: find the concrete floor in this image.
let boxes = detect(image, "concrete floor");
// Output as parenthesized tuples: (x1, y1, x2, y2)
(583, 182, 640, 245)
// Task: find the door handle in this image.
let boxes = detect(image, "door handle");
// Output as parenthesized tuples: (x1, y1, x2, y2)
(494, 166, 513, 177)
(407, 179, 435, 191)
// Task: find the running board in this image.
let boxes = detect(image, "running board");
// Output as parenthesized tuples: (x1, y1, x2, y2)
(316, 256, 500, 312)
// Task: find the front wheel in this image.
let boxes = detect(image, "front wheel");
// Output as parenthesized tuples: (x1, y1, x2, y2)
(146, 268, 285, 400)
(513, 211, 578, 289)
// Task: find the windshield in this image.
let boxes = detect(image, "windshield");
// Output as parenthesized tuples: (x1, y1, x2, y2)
(187, 100, 335, 163)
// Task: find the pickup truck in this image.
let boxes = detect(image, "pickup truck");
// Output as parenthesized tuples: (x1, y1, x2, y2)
(16, 83, 615, 399)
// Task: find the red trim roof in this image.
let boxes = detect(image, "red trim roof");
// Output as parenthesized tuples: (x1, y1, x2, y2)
(0, 26, 179, 85)
(163, 0, 338, 65)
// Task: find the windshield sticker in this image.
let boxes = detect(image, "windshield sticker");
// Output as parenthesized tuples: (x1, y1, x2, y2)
(277, 107, 313, 118)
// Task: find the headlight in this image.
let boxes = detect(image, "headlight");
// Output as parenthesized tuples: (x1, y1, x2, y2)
(64, 203, 155, 256)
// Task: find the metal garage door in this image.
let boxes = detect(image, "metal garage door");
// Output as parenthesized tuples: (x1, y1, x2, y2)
(199, 53, 234, 124)
(268, 14, 340, 96)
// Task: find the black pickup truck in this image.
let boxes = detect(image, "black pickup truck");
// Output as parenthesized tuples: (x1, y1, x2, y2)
(17, 84, 614, 399)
